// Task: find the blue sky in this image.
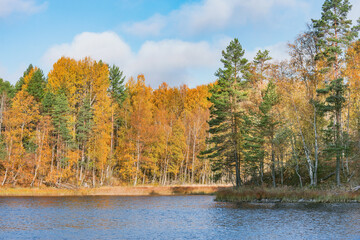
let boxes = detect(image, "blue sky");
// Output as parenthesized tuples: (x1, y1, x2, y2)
(0, 0, 359, 87)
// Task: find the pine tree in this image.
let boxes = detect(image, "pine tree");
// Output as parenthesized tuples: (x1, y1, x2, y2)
(248, 50, 272, 184)
(313, 0, 359, 186)
(25, 69, 46, 102)
(206, 38, 248, 187)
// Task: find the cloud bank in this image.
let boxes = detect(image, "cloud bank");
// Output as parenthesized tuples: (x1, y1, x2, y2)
(42, 31, 291, 88)
(123, 0, 309, 37)
(42, 32, 224, 87)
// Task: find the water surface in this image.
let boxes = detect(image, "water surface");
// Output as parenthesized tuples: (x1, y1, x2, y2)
(1, 195, 359, 239)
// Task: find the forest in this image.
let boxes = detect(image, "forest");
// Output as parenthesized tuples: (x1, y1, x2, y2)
(1, 0, 360, 188)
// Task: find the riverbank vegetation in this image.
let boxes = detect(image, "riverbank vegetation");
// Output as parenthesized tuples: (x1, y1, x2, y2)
(1, 0, 360, 191)
(216, 187, 360, 203)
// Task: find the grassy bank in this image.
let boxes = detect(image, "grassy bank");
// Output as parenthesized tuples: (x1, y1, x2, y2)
(0, 185, 231, 197)
(215, 187, 360, 203)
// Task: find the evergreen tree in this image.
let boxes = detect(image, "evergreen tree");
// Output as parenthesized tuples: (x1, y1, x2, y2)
(109, 65, 127, 105)
(242, 112, 264, 185)
(108, 65, 127, 165)
(76, 96, 93, 148)
(26, 69, 46, 102)
(15, 64, 33, 93)
(206, 38, 248, 187)
(259, 81, 279, 187)
(248, 50, 272, 184)
(42, 92, 55, 115)
(0, 78, 15, 99)
(313, 0, 359, 186)
(52, 92, 71, 143)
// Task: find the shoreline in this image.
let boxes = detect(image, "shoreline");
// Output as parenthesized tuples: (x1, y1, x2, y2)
(215, 187, 360, 203)
(0, 185, 231, 197)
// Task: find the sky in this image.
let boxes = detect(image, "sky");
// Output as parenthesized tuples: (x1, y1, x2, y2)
(0, 0, 359, 88)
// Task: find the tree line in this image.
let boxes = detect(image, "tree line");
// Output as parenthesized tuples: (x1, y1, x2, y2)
(0, 58, 212, 187)
(1, 0, 360, 188)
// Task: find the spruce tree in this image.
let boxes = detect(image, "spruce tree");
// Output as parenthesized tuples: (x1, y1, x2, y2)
(206, 38, 248, 187)
(313, 0, 359, 186)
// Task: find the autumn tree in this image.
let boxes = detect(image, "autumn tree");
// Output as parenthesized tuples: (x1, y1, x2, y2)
(2, 90, 39, 186)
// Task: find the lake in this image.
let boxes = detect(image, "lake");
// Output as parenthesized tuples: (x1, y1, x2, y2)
(0, 195, 359, 239)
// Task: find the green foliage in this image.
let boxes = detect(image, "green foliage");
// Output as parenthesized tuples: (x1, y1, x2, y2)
(76, 96, 93, 147)
(52, 92, 72, 143)
(41, 91, 55, 115)
(206, 38, 249, 187)
(14, 64, 46, 102)
(109, 65, 127, 105)
(254, 50, 272, 67)
(0, 78, 15, 99)
(312, 0, 359, 66)
(259, 81, 279, 134)
(26, 69, 46, 102)
(15, 64, 33, 93)
(242, 112, 264, 179)
(313, 0, 359, 186)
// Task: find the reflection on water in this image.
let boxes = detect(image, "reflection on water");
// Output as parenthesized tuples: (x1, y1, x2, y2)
(0, 196, 359, 239)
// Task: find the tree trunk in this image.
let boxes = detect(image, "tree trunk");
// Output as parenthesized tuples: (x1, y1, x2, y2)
(293, 101, 314, 185)
(313, 105, 319, 186)
(291, 135, 303, 188)
(2, 168, 8, 186)
(134, 138, 140, 186)
(191, 123, 197, 184)
(271, 141, 276, 188)
(336, 107, 341, 186)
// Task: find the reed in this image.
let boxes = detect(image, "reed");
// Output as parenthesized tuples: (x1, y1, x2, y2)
(215, 186, 360, 203)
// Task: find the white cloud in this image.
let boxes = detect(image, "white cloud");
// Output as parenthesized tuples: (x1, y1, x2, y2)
(42, 32, 226, 87)
(0, 0, 47, 18)
(126, 39, 221, 86)
(43, 32, 133, 69)
(124, 0, 309, 36)
(42, 31, 293, 87)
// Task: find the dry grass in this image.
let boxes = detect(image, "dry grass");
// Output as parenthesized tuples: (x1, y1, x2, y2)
(0, 185, 231, 197)
(215, 186, 360, 203)
(0, 187, 92, 197)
